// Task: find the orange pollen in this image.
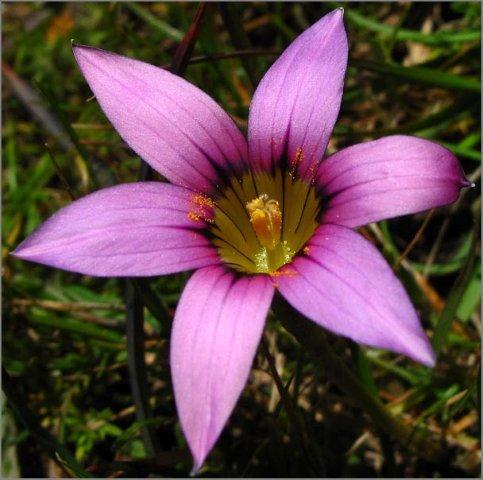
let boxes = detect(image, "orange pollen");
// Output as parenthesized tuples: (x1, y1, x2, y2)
(270, 267, 297, 278)
(292, 146, 304, 167)
(193, 194, 215, 209)
(188, 194, 215, 224)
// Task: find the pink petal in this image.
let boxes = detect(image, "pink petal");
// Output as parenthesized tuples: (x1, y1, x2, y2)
(248, 9, 348, 179)
(73, 44, 247, 194)
(12, 183, 220, 276)
(171, 266, 274, 469)
(277, 224, 435, 366)
(319, 135, 469, 228)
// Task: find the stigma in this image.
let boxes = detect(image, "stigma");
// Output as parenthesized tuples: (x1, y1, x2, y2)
(246, 194, 282, 250)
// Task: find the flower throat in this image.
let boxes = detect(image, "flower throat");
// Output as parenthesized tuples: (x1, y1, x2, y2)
(209, 170, 321, 274)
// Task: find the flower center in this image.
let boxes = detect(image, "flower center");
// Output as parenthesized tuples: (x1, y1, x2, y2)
(208, 170, 321, 275)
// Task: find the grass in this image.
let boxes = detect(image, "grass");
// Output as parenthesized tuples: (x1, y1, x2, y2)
(2, 2, 481, 477)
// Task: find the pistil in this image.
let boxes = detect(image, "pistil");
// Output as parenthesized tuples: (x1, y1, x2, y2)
(246, 194, 282, 250)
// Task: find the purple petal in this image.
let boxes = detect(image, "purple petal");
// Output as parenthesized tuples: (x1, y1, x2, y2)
(171, 266, 274, 469)
(248, 9, 348, 179)
(12, 183, 220, 276)
(73, 44, 247, 193)
(319, 135, 469, 228)
(277, 224, 435, 366)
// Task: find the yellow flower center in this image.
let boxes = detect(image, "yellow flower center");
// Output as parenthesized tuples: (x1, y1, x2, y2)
(208, 170, 321, 274)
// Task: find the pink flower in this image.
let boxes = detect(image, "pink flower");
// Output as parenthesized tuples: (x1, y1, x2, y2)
(13, 9, 469, 469)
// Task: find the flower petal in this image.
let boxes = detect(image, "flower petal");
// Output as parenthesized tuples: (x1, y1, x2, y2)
(277, 224, 435, 366)
(73, 44, 248, 193)
(171, 266, 274, 469)
(248, 9, 348, 179)
(319, 135, 469, 228)
(12, 183, 220, 276)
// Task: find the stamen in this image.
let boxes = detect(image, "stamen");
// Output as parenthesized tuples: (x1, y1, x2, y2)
(246, 194, 282, 250)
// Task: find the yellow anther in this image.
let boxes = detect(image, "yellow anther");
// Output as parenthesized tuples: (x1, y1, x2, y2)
(246, 194, 282, 250)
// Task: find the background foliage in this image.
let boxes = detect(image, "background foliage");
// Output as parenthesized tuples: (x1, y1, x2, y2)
(2, 1, 481, 477)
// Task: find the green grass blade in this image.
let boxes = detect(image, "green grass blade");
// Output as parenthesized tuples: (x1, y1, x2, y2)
(341, 5, 480, 46)
(456, 263, 481, 322)
(124, 3, 183, 41)
(28, 308, 124, 343)
(351, 59, 480, 93)
(432, 230, 479, 356)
